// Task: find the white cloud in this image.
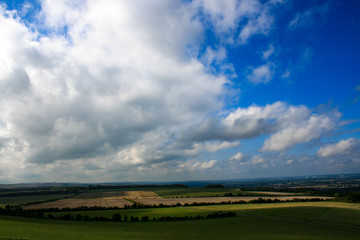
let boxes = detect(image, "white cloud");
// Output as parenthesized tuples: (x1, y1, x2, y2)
(195, 0, 279, 44)
(247, 62, 274, 84)
(0, 1, 226, 171)
(262, 44, 275, 60)
(183, 141, 240, 156)
(288, 4, 330, 29)
(177, 160, 217, 172)
(207, 141, 240, 152)
(238, 9, 273, 44)
(230, 152, 243, 161)
(317, 138, 360, 157)
(0, 1, 352, 182)
(261, 111, 340, 152)
(183, 101, 341, 152)
(251, 155, 265, 164)
(281, 69, 291, 78)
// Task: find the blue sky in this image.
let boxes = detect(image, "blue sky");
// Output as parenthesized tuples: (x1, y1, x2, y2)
(0, 0, 359, 183)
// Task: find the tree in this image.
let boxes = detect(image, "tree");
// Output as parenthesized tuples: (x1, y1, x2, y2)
(205, 184, 224, 188)
(112, 213, 122, 221)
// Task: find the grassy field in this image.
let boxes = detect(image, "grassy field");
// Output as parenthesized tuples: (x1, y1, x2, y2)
(1, 203, 360, 240)
(44, 201, 360, 222)
(0, 194, 74, 207)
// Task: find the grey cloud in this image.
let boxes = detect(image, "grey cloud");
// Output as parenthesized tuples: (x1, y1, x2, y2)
(0, 66, 31, 95)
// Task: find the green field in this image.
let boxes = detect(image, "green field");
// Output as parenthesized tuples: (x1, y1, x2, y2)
(0, 194, 74, 207)
(45, 201, 360, 224)
(46, 207, 210, 219)
(1, 200, 360, 239)
(154, 188, 246, 198)
(1, 203, 360, 240)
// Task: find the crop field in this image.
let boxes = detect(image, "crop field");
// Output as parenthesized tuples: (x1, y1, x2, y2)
(1, 202, 360, 240)
(23, 190, 331, 209)
(22, 189, 330, 209)
(23, 191, 161, 209)
(71, 190, 161, 199)
(23, 198, 134, 209)
(0, 194, 75, 207)
(245, 191, 299, 196)
(154, 188, 244, 198)
(134, 195, 331, 206)
(154, 188, 301, 198)
(23, 192, 135, 210)
(45, 201, 353, 220)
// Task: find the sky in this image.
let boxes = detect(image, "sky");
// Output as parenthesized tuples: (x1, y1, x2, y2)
(0, 0, 359, 183)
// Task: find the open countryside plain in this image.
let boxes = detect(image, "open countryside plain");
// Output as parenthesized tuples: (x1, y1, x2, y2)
(2, 201, 360, 240)
(23, 190, 331, 209)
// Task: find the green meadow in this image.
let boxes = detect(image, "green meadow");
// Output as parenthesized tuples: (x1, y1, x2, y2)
(45, 201, 360, 225)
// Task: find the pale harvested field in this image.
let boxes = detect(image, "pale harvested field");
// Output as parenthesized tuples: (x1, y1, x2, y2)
(23, 198, 133, 209)
(71, 190, 161, 200)
(23, 190, 160, 209)
(135, 196, 332, 206)
(245, 191, 300, 196)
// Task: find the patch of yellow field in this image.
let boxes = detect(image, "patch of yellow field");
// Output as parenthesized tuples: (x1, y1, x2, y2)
(23, 190, 162, 209)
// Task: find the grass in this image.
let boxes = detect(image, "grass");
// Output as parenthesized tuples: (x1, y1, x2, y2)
(1, 206, 360, 240)
(45, 201, 360, 224)
(46, 207, 210, 219)
(0, 194, 74, 207)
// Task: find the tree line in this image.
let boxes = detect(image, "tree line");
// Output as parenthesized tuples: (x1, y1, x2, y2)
(0, 205, 235, 222)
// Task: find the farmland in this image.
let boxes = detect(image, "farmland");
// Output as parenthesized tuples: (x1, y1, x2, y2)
(0, 181, 359, 240)
(154, 188, 245, 198)
(133, 195, 328, 206)
(1, 202, 360, 240)
(155, 188, 299, 198)
(44, 201, 359, 221)
(0, 194, 75, 207)
(22, 190, 330, 209)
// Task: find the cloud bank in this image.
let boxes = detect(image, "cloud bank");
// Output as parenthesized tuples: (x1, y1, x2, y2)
(0, 0, 357, 183)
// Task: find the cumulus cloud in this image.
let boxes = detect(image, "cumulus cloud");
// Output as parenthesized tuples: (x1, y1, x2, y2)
(0, 1, 224, 167)
(317, 138, 360, 157)
(230, 152, 243, 161)
(183, 101, 341, 152)
(251, 155, 265, 164)
(261, 110, 341, 152)
(0, 1, 350, 182)
(195, 0, 279, 44)
(247, 62, 274, 84)
(177, 160, 218, 172)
